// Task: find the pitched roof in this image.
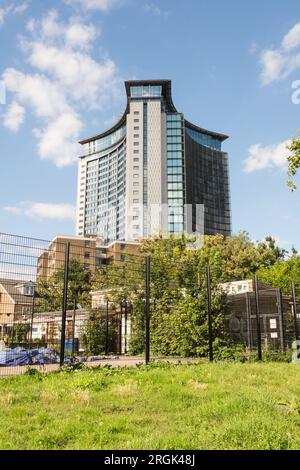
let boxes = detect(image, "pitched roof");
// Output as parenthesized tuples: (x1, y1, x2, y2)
(0, 279, 34, 305)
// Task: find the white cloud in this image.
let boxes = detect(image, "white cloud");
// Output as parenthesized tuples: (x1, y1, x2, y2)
(13, 3, 29, 15)
(27, 42, 116, 104)
(243, 139, 291, 172)
(260, 22, 300, 85)
(64, 0, 122, 11)
(0, 2, 29, 27)
(2, 10, 121, 167)
(4, 202, 76, 221)
(3, 68, 71, 118)
(260, 50, 286, 85)
(0, 9, 5, 26)
(144, 2, 169, 16)
(65, 22, 97, 49)
(33, 10, 98, 49)
(145, 3, 162, 15)
(3, 101, 25, 131)
(36, 113, 83, 167)
(282, 23, 300, 51)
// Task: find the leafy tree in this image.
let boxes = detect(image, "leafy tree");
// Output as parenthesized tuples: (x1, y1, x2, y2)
(258, 254, 300, 296)
(12, 323, 30, 343)
(80, 310, 116, 355)
(198, 232, 284, 282)
(287, 133, 300, 191)
(92, 234, 231, 357)
(91, 233, 287, 357)
(36, 258, 92, 312)
(92, 249, 147, 355)
(151, 289, 229, 357)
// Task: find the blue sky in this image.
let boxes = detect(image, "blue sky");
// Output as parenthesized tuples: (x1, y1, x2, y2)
(1, 0, 300, 250)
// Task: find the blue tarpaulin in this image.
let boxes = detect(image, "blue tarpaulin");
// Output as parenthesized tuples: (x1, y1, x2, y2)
(0, 347, 119, 367)
(0, 347, 59, 366)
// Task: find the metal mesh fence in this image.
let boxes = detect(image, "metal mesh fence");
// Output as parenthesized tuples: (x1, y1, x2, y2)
(0, 233, 146, 375)
(0, 231, 300, 375)
(226, 283, 300, 352)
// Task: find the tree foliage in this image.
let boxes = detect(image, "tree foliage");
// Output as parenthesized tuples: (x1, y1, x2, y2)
(80, 311, 117, 356)
(92, 233, 270, 357)
(287, 133, 300, 191)
(36, 258, 92, 312)
(258, 253, 300, 296)
(12, 323, 30, 343)
(198, 232, 285, 282)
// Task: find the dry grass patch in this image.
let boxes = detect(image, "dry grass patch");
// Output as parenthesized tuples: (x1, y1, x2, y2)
(188, 379, 208, 391)
(113, 380, 138, 397)
(0, 392, 14, 406)
(40, 389, 59, 405)
(71, 389, 91, 404)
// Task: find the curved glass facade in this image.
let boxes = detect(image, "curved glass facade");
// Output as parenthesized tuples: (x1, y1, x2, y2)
(83, 138, 126, 241)
(186, 127, 222, 151)
(185, 132, 231, 236)
(81, 125, 126, 156)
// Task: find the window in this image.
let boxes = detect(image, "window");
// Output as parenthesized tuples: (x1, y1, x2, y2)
(134, 142, 139, 146)
(134, 134, 139, 138)
(134, 111, 139, 115)
(133, 174, 139, 178)
(130, 85, 162, 97)
(134, 119, 139, 123)
(167, 136, 182, 144)
(133, 182, 139, 186)
(22, 307, 31, 316)
(134, 127, 139, 130)
(133, 190, 139, 195)
(84, 240, 91, 247)
(133, 166, 139, 170)
(84, 252, 90, 259)
(133, 158, 139, 162)
(167, 114, 182, 121)
(167, 121, 182, 129)
(134, 150, 139, 154)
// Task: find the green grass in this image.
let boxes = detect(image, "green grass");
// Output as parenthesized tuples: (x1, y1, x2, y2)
(1, 362, 300, 450)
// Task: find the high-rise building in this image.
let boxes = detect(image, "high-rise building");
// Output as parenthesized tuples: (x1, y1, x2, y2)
(76, 80, 231, 242)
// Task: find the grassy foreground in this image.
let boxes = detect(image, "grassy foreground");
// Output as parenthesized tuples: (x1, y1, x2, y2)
(1, 362, 300, 450)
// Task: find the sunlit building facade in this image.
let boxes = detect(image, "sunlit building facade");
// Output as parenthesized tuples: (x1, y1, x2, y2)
(76, 80, 231, 242)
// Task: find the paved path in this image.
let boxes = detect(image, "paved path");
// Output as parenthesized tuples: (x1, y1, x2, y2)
(0, 357, 200, 377)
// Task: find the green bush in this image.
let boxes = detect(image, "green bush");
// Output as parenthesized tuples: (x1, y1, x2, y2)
(80, 312, 117, 356)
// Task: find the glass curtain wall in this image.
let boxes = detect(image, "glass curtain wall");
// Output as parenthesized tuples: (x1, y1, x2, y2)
(166, 114, 185, 233)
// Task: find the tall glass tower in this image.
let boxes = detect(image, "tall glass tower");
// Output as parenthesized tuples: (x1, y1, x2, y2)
(76, 80, 231, 242)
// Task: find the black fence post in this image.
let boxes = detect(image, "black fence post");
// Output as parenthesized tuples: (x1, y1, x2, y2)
(245, 292, 252, 351)
(125, 301, 128, 354)
(29, 285, 36, 346)
(60, 242, 70, 367)
(105, 300, 109, 355)
(254, 275, 262, 361)
(277, 288, 285, 352)
(291, 282, 299, 342)
(72, 297, 76, 355)
(206, 264, 213, 362)
(145, 256, 151, 364)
